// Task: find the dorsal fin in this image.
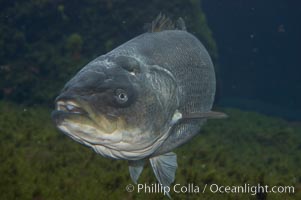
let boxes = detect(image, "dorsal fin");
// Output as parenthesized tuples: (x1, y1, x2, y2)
(176, 17, 186, 31)
(145, 13, 186, 33)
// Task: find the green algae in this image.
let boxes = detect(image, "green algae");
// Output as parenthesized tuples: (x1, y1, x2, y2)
(0, 0, 217, 105)
(0, 102, 300, 199)
(66, 33, 83, 55)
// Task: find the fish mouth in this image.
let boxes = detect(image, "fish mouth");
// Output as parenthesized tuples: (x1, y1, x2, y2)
(52, 98, 119, 135)
(51, 99, 89, 127)
(55, 100, 87, 115)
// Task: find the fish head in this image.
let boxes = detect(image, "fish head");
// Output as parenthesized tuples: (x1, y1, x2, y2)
(51, 55, 178, 159)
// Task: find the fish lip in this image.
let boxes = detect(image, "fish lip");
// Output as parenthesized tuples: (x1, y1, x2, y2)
(54, 100, 88, 115)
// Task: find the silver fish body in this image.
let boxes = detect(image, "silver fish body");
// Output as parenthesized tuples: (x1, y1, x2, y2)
(51, 15, 226, 197)
(106, 29, 216, 155)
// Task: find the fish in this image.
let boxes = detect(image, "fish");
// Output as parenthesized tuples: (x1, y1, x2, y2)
(51, 14, 227, 197)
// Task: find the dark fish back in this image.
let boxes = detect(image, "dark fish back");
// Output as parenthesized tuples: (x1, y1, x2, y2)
(107, 30, 216, 153)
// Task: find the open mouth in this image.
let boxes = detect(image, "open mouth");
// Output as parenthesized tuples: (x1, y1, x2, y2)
(56, 100, 86, 114)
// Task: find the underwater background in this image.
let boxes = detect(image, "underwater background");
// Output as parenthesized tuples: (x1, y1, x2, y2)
(0, 0, 300, 199)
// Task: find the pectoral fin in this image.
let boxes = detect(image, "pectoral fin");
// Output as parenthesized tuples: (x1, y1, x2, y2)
(182, 111, 228, 120)
(149, 152, 177, 198)
(128, 159, 145, 184)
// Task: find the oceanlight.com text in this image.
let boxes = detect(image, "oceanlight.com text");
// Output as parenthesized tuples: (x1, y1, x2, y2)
(208, 183, 295, 195)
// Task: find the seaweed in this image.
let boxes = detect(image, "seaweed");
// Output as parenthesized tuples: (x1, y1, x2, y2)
(0, 0, 217, 105)
(0, 101, 300, 199)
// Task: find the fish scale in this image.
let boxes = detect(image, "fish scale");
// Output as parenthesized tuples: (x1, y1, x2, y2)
(106, 30, 216, 154)
(52, 15, 226, 199)
(109, 30, 215, 113)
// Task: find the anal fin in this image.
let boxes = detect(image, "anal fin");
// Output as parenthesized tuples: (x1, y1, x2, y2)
(129, 159, 145, 184)
(150, 152, 177, 198)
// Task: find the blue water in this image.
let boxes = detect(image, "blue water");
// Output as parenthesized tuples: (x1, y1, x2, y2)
(203, 0, 301, 119)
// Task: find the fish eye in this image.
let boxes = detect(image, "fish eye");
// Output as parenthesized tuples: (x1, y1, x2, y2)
(115, 89, 128, 104)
